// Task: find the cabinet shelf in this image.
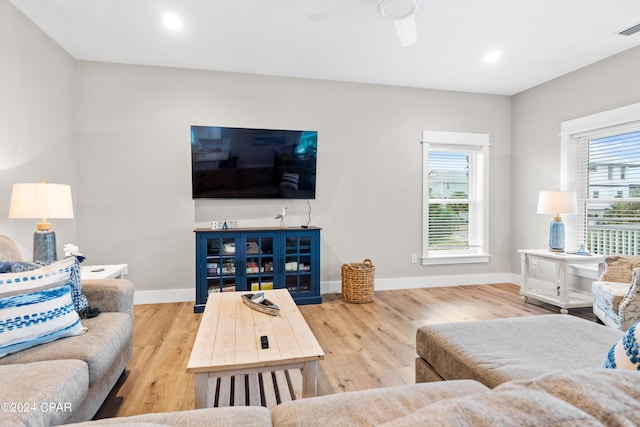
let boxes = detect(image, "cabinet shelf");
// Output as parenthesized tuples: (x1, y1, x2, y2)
(194, 227, 322, 313)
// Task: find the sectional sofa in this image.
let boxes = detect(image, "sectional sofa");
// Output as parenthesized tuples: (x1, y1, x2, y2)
(67, 314, 640, 426)
(63, 369, 640, 426)
(0, 236, 134, 426)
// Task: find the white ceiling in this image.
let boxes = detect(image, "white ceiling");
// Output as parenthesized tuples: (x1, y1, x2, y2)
(10, 0, 640, 95)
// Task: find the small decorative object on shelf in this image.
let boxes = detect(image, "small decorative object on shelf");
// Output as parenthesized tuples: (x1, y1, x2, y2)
(211, 220, 239, 230)
(242, 293, 280, 316)
(63, 243, 85, 263)
(274, 207, 287, 228)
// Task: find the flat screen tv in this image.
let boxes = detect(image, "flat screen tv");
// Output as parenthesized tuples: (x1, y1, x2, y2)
(191, 126, 318, 199)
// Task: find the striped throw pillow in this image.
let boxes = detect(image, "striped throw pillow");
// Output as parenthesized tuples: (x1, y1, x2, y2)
(280, 172, 299, 190)
(0, 257, 84, 358)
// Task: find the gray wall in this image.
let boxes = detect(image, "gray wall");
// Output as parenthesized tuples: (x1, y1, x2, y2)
(10, 0, 640, 301)
(511, 45, 640, 272)
(73, 63, 512, 296)
(0, 0, 76, 258)
(2, 0, 513, 301)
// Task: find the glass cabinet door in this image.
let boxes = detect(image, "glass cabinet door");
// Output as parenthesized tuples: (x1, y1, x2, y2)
(243, 234, 275, 292)
(205, 236, 238, 294)
(284, 234, 313, 293)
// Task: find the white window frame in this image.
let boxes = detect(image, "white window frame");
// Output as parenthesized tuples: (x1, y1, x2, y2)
(422, 130, 491, 265)
(560, 102, 640, 254)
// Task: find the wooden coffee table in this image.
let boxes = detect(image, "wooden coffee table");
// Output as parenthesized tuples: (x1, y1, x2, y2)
(187, 289, 325, 408)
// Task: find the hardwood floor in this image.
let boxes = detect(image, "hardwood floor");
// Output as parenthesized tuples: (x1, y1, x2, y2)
(94, 283, 597, 419)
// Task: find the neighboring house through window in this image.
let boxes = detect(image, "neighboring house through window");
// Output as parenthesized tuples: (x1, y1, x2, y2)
(561, 103, 640, 256)
(421, 131, 490, 265)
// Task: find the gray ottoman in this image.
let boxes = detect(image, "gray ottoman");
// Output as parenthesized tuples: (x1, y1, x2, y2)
(415, 314, 622, 388)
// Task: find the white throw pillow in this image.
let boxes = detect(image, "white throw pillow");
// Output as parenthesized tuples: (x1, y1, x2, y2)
(0, 258, 84, 358)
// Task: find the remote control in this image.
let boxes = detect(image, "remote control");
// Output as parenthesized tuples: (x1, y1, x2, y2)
(260, 335, 269, 349)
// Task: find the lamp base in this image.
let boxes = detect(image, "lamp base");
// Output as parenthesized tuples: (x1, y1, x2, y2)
(548, 219, 565, 253)
(34, 229, 57, 264)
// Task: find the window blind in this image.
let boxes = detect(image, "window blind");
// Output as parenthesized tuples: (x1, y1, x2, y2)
(566, 128, 640, 255)
(426, 144, 485, 254)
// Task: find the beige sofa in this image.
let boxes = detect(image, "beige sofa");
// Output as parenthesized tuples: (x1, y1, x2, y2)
(0, 236, 134, 426)
(65, 369, 640, 426)
(67, 314, 640, 426)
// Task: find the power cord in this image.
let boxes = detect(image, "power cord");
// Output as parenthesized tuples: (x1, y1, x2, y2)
(304, 199, 311, 227)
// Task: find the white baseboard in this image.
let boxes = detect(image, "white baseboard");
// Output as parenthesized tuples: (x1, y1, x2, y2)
(133, 272, 521, 305)
(134, 288, 195, 305)
(322, 272, 521, 293)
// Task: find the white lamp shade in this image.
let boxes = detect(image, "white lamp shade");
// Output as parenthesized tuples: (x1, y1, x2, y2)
(536, 191, 578, 215)
(8, 182, 74, 219)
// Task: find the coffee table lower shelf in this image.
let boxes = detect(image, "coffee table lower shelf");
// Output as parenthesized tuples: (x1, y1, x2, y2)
(196, 368, 303, 409)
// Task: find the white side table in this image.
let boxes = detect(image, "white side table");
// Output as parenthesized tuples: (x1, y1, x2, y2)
(518, 250, 602, 314)
(80, 264, 128, 280)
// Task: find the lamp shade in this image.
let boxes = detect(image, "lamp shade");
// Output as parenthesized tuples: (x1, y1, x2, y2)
(8, 182, 74, 219)
(536, 191, 577, 215)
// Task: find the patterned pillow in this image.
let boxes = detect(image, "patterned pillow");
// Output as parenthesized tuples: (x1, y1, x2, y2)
(600, 256, 640, 283)
(0, 261, 39, 273)
(0, 258, 89, 314)
(0, 257, 84, 358)
(280, 172, 299, 190)
(602, 323, 640, 370)
(68, 257, 89, 314)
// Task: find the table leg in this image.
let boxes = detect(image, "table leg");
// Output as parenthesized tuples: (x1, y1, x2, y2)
(194, 373, 211, 408)
(301, 361, 318, 398)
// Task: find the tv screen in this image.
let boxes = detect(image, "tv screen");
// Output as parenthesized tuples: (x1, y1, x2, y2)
(191, 126, 318, 199)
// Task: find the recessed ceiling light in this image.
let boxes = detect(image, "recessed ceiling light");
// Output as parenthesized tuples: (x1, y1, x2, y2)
(162, 13, 183, 31)
(484, 50, 502, 63)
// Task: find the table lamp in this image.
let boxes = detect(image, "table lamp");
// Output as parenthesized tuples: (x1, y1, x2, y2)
(537, 190, 577, 252)
(8, 180, 74, 263)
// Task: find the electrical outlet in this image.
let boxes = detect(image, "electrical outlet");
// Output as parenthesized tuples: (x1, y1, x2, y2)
(411, 253, 418, 264)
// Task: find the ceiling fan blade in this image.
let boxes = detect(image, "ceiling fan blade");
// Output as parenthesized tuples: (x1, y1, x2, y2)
(308, 0, 366, 21)
(393, 14, 417, 46)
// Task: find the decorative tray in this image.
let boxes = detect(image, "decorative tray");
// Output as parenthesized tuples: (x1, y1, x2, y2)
(241, 293, 280, 316)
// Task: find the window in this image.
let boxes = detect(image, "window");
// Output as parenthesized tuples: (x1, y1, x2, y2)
(561, 103, 640, 256)
(422, 131, 490, 265)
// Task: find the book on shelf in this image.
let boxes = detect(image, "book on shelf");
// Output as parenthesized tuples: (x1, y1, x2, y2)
(246, 261, 259, 274)
(251, 281, 273, 291)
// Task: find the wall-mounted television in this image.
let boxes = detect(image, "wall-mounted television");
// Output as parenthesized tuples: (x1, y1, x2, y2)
(191, 126, 318, 199)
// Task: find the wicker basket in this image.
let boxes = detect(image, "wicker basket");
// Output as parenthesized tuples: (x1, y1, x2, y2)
(341, 259, 375, 304)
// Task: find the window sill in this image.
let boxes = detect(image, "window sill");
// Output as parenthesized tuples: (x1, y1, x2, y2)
(421, 254, 491, 265)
